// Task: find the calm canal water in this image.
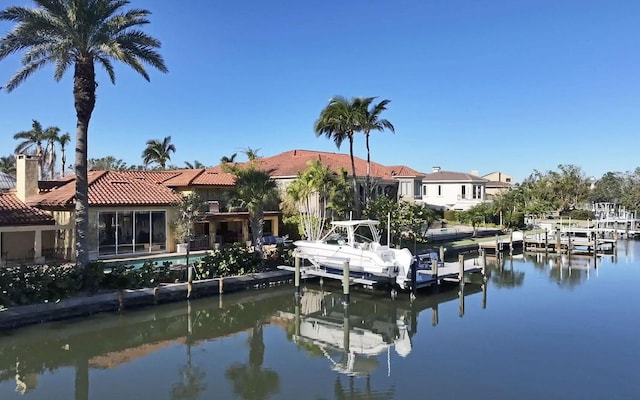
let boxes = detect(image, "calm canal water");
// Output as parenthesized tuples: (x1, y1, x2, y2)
(1, 241, 639, 400)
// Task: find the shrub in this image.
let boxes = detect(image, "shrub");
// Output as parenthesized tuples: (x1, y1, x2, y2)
(568, 209, 596, 220)
(196, 244, 261, 279)
(0, 264, 81, 307)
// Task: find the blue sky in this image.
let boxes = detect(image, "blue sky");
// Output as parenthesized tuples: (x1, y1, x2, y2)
(1, 0, 639, 182)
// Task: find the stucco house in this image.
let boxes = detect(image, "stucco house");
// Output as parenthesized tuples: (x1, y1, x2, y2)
(482, 171, 514, 200)
(417, 167, 488, 211)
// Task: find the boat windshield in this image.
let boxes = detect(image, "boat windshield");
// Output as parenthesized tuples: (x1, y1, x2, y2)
(353, 224, 377, 244)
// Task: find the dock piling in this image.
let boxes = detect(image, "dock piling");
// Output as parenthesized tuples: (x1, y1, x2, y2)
(458, 254, 465, 286)
(294, 256, 301, 299)
(342, 261, 350, 305)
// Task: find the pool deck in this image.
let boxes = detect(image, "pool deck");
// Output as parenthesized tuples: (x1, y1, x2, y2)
(0, 269, 294, 330)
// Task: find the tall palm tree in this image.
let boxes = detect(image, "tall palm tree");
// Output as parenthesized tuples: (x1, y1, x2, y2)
(58, 132, 71, 177)
(0, 0, 168, 269)
(12, 119, 58, 178)
(228, 166, 279, 259)
(43, 126, 62, 179)
(142, 136, 176, 169)
(314, 96, 370, 218)
(361, 98, 394, 204)
(0, 155, 16, 175)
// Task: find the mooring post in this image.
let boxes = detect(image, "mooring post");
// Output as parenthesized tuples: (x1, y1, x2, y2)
(431, 258, 439, 282)
(495, 234, 500, 255)
(482, 279, 487, 309)
(509, 231, 514, 256)
(342, 261, 350, 305)
(294, 256, 301, 299)
(458, 254, 465, 286)
(481, 248, 487, 277)
(544, 230, 549, 252)
(556, 227, 562, 253)
(411, 258, 417, 299)
(432, 304, 439, 327)
(439, 246, 445, 263)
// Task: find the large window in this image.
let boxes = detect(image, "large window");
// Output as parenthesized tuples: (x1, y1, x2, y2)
(400, 182, 411, 197)
(461, 185, 467, 199)
(98, 210, 166, 256)
(473, 185, 483, 199)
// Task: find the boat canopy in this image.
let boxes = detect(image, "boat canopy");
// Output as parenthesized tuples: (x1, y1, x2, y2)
(330, 219, 380, 227)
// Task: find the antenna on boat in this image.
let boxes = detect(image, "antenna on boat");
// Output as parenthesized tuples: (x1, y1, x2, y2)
(387, 212, 391, 246)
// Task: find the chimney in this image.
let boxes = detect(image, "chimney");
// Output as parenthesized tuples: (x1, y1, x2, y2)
(432, 166, 441, 173)
(470, 170, 479, 176)
(16, 154, 40, 202)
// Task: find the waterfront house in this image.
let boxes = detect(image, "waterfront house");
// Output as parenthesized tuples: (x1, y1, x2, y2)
(417, 167, 488, 211)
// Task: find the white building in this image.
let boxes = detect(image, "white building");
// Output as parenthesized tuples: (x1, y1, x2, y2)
(416, 167, 488, 211)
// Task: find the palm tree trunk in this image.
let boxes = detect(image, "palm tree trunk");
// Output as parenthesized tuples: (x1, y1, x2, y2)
(73, 59, 96, 270)
(348, 137, 360, 218)
(251, 209, 265, 261)
(365, 131, 371, 206)
(61, 150, 66, 177)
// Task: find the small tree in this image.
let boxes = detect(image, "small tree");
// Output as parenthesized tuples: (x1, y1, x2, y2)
(174, 192, 205, 292)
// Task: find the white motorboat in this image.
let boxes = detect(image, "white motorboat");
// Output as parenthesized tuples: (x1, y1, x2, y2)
(293, 219, 429, 289)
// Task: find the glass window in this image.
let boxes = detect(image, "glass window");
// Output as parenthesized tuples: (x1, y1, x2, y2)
(117, 211, 134, 255)
(98, 212, 116, 255)
(151, 211, 167, 251)
(461, 185, 466, 199)
(437, 185, 442, 196)
(97, 210, 166, 256)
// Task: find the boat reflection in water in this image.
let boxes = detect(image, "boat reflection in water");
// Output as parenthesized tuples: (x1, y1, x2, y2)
(278, 281, 486, 377)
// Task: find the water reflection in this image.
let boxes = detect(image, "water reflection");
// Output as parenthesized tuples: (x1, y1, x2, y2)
(279, 282, 484, 379)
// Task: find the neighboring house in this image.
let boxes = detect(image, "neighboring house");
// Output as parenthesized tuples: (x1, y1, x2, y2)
(1, 156, 72, 264)
(418, 167, 488, 211)
(482, 171, 514, 200)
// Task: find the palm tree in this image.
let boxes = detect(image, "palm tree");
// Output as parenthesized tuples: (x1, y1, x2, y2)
(43, 126, 62, 179)
(58, 133, 71, 177)
(88, 156, 128, 171)
(361, 98, 394, 204)
(242, 147, 261, 162)
(314, 96, 370, 218)
(0, 155, 16, 175)
(12, 119, 58, 178)
(220, 153, 237, 164)
(0, 0, 168, 269)
(227, 165, 279, 259)
(184, 160, 205, 169)
(142, 136, 176, 169)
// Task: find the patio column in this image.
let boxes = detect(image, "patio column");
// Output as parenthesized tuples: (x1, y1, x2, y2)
(34, 229, 42, 258)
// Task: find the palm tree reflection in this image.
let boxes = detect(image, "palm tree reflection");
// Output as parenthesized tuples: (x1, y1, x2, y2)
(225, 320, 280, 400)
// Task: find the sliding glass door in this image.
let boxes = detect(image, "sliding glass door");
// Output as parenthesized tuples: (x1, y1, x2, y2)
(97, 210, 166, 256)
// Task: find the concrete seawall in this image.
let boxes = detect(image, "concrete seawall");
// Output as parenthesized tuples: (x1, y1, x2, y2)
(0, 270, 294, 330)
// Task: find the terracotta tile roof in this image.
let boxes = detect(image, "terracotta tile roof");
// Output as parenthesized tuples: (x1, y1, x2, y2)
(190, 168, 236, 186)
(486, 180, 512, 188)
(0, 192, 55, 226)
(223, 149, 421, 180)
(33, 170, 182, 207)
(422, 170, 488, 183)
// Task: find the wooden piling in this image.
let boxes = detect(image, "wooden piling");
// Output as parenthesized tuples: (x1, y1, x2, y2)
(458, 254, 465, 285)
(431, 258, 439, 281)
(544, 230, 548, 253)
(509, 231, 514, 255)
(458, 285, 465, 317)
(294, 256, 301, 299)
(411, 259, 417, 297)
(556, 228, 561, 253)
(439, 246, 445, 262)
(342, 261, 350, 304)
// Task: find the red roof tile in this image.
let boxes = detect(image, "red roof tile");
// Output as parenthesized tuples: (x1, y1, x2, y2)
(33, 170, 182, 207)
(222, 149, 422, 180)
(190, 169, 236, 186)
(0, 192, 55, 226)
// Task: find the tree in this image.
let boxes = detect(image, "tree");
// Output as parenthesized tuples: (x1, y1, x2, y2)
(57, 132, 71, 177)
(227, 164, 279, 260)
(589, 172, 625, 204)
(284, 160, 337, 240)
(0, 155, 16, 175)
(174, 192, 205, 295)
(0, 0, 168, 269)
(12, 119, 59, 179)
(43, 126, 61, 179)
(184, 160, 205, 169)
(88, 156, 128, 171)
(361, 98, 394, 204)
(142, 136, 176, 169)
(459, 203, 494, 237)
(220, 153, 237, 164)
(315, 96, 371, 218)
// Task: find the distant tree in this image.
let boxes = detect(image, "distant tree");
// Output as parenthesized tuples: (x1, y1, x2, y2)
(589, 172, 625, 204)
(58, 133, 72, 177)
(226, 164, 279, 259)
(242, 148, 261, 162)
(184, 160, 205, 169)
(315, 96, 372, 218)
(142, 136, 176, 169)
(220, 153, 237, 164)
(459, 202, 494, 237)
(43, 126, 62, 179)
(0, 155, 16, 175)
(13, 120, 59, 179)
(88, 156, 128, 171)
(361, 98, 394, 204)
(0, 0, 168, 269)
